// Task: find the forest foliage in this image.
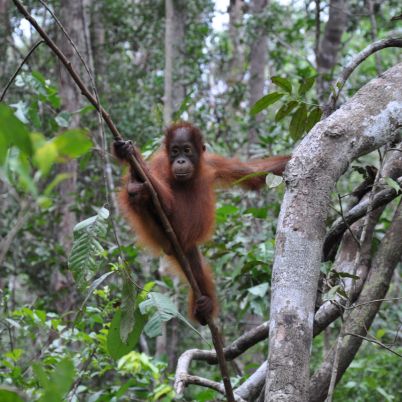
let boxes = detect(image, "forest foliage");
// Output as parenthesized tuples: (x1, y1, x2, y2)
(0, 0, 401, 401)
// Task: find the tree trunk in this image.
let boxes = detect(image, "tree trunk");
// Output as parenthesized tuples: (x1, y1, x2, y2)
(163, 0, 185, 125)
(228, 0, 245, 84)
(157, 0, 187, 359)
(316, 0, 348, 101)
(57, 0, 87, 250)
(52, 0, 89, 312)
(248, 0, 268, 147)
(265, 63, 402, 401)
(90, 0, 106, 90)
(0, 0, 10, 81)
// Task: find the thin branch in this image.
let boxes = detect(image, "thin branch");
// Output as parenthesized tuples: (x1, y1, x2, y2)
(325, 37, 402, 116)
(327, 154, 385, 402)
(179, 375, 247, 402)
(68, 347, 96, 401)
(337, 193, 361, 248)
(12, 1, 234, 400)
(345, 297, 402, 310)
(0, 40, 44, 101)
(344, 332, 402, 358)
(323, 176, 402, 261)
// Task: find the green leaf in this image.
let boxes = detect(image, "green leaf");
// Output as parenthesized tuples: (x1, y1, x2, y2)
(78, 104, 95, 115)
(0, 388, 25, 402)
(384, 177, 401, 192)
(53, 129, 92, 158)
(120, 275, 136, 343)
(153, 384, 173, 400)
(266, 173, 283, 188)
(10, 153, 37, 195)
(275, 100, 299, 122)
(336, 272, 360, 280)
(80, 271, 115, 310)
(33, 140, 58, 175)
(37, 196, 53, 209)
(106, 282, 154, 360)
(107, 309, 146, 360)
(35, 359, 75, 402)
(68, 208, 109, 289)
(0, 130, 8, 165)
(298, 76, 316, 96)
(376, 328, 386, 339)
(10, 101, 29, 124)
(250, 92, 284, 116)
(43, 173, 72, 196)
(33, 363, 50, 389)
(139, 292, 200, 339)
(55, 111, 71, 128)
(271, 76, 292, 94)
(289, 103, 307, 141)
(248, 283, 269, 297)
(0, 103, 33, 159)
(306, 107, 323, 132)
(324, 285, 340, 301)
(244, 207, 268, 219)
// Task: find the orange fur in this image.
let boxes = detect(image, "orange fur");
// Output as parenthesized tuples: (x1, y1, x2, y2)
(115, 122, 290, 324)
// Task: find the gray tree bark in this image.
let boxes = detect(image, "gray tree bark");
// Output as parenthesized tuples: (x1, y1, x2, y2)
(0, 0, 10, 81)
(163, 0, 185, 125)
(51, 0, 89, 311)
(158, 0, 187, 360)
(228, 0, 245, 84)
(57, 0, 87, 250)
(265, 63, 402, 401)
(316, 0, 348, 101)
(248, 0, 269, 146)
(90, 1, 106, 89)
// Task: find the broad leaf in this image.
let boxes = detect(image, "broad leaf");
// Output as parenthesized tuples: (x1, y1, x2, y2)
(107, 282, 155, 360)
(53, 129, 92, 158)
(68, 207, 109, 289)
(34, 140, 58, 175)
(306, 107, 323, 132)
(271, 76, 292, 94)
(36, 359, 75, 402)
(248, 282, 269, 297)
(298, 76, 316, 96)
(139, 292, 200, 338)
(0, 103, 33, 162)
(0, 388, 24, 402)
(266, 173, 283, 188)
(120, 274, 136, 343)
(250, 92, 284, 116)
(289, 103, 307, 140)
(275, 100, 298, 122)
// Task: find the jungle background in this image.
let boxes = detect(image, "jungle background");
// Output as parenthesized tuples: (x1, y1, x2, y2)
(0, 0, 401, 401)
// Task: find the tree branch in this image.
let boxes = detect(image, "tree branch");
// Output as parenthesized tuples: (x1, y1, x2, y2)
(344, 332, 402, 358)
(309, 199, 402, 402)
(322, 176, 402, 261)
(325, 38, 402, 116)
(0, 40, 44, 101)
